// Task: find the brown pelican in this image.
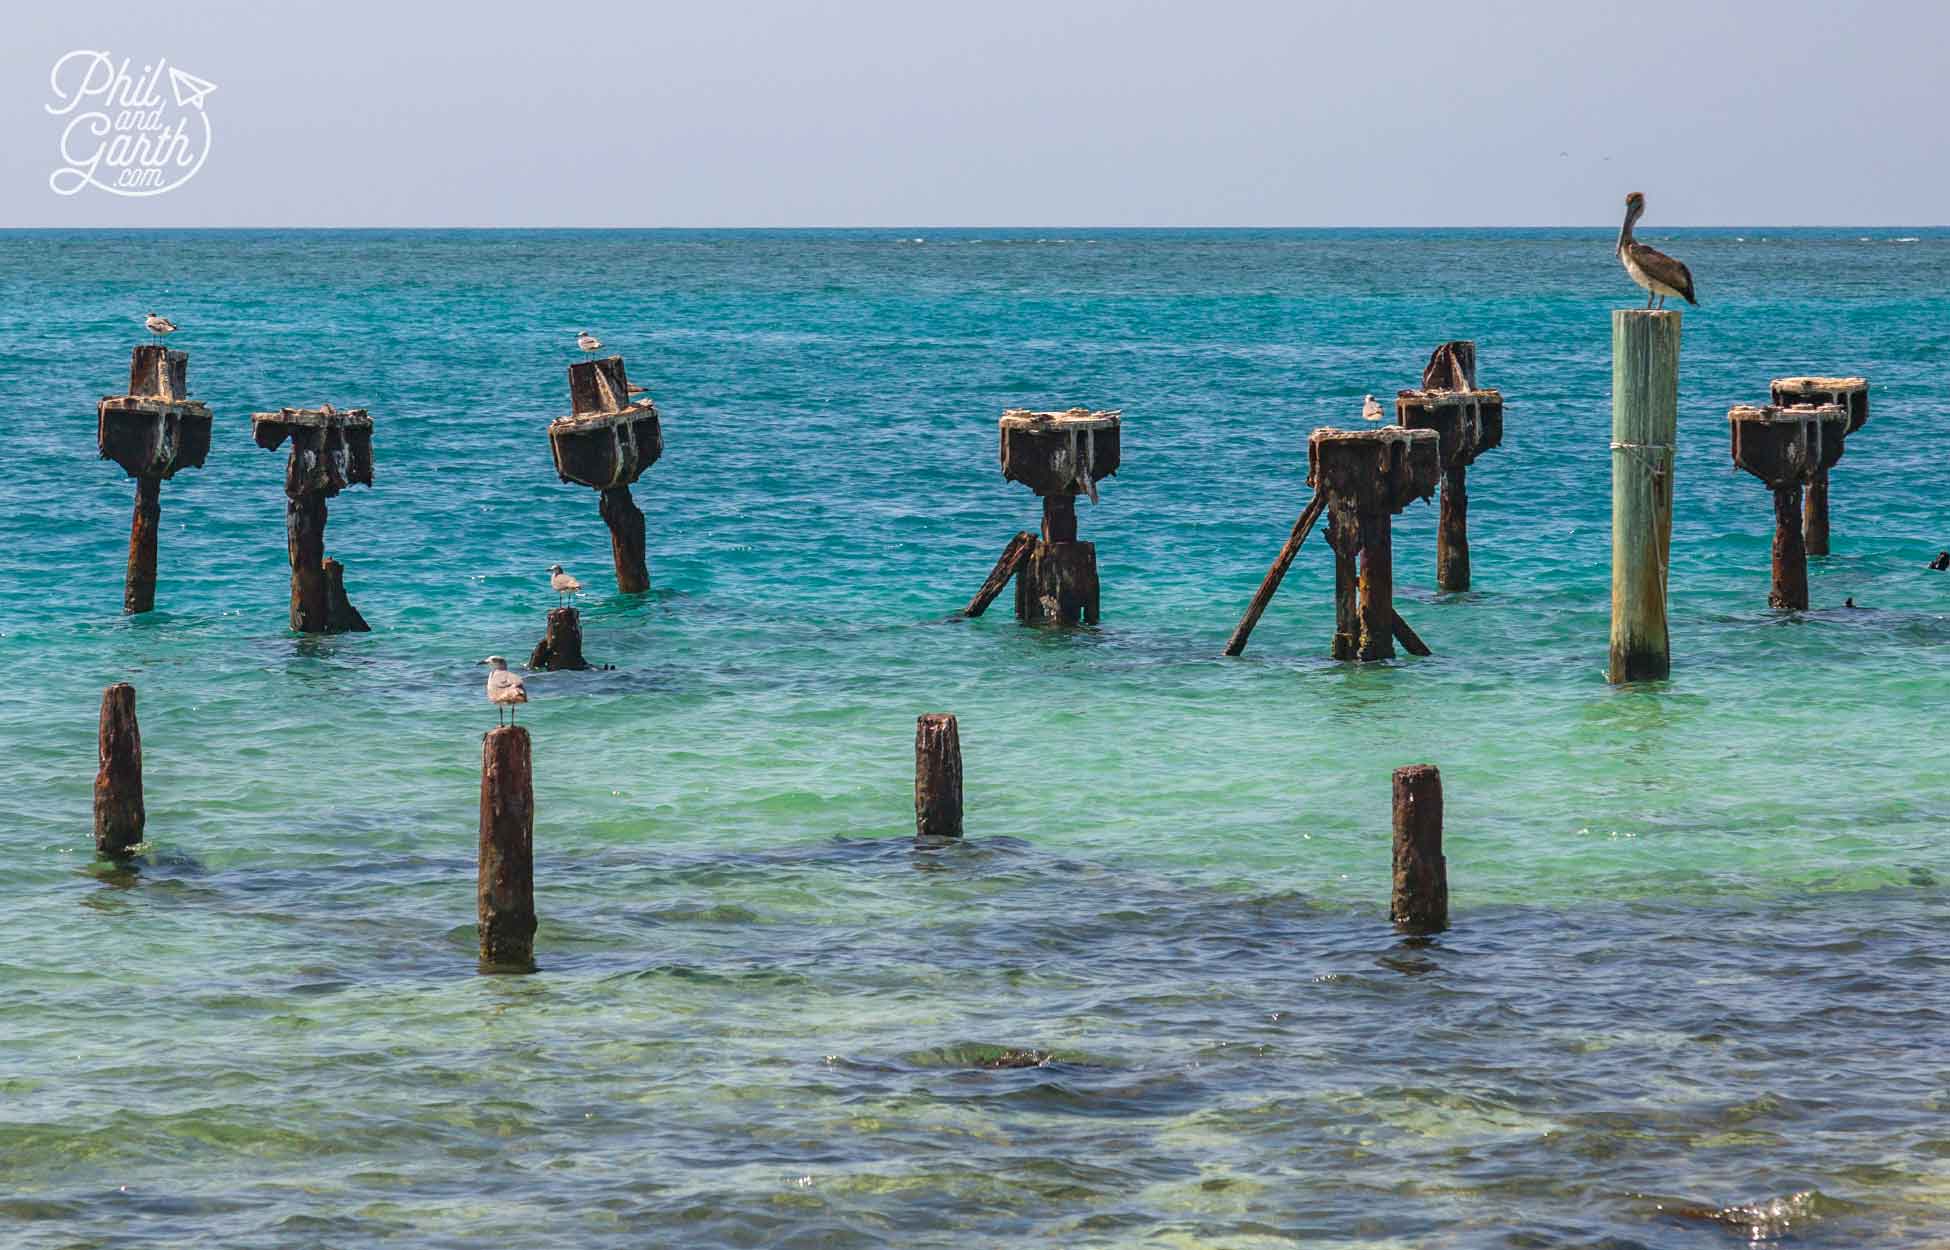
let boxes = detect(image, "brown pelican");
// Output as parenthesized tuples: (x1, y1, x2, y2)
(576, 330, 602, 353)
(144, 312, 177, 338)
(478, 656, 528, 726)
(546, 563, 582, 607)
(1616, 192, 1697, 309)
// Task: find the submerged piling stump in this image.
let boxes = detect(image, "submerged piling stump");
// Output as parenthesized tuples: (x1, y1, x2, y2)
(478, 725, 536, 972)
(251, 404, 374, 633)
(990, 408, 1121, 626)
(914, 713, 963, 841)
(1728, 404, 1847, 611)
(1770, 377, 1868, 557)
(527, 607, 591, 671)
(547, 357, 662, 594)
(1609, 310, 1681, 683)
(1397, 346, 1503, 592)
(97, 345, 213, 613)
(92, 683, 144, 859)
(1390, 763, 1447, 932)
(1309, 428, 1440, 661)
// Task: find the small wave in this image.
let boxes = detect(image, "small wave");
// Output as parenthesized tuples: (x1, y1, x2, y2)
(1891, 236, 1920, 243)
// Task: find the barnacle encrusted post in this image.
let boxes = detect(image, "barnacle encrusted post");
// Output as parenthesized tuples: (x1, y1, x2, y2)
(1307, 427, 1441, 661)
(250, 403, 374, 633)
(1397, 342, 1504, 593)
(995, 408, 1122, 626)
(1727, 403, 1848, 611)
(96, 345, 213, 613)
(546, 357, 663, 594)
(1769, 377, 1868, 557)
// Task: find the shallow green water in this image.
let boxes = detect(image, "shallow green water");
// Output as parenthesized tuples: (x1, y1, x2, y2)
(2, 229, 1948, 1247)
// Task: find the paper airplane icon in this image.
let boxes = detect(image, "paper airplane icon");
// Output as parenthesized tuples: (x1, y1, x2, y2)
(168, 67, 217, 110)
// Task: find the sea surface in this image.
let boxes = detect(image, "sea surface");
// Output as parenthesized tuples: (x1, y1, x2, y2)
(2, 228, 1948, 1248)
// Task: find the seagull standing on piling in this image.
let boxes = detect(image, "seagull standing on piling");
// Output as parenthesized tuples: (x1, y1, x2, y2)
(145, 312, 177, 339)
(1616, 192, 1698, 309)
(576, 330, 603, 353)
(1362, 394, 1386, 421)
(479, 656, 528, 726)
(547, 563, 582, 607)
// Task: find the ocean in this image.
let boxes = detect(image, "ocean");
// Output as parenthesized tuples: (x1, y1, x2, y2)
(2, 228, 1947, 1247)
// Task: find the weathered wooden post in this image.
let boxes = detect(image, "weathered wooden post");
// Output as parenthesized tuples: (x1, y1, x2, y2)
(1770, 377, 1868, 556)
(1391, 763, 1446, 932)
(546, 357, 663, 593)
(527, 608, 590, 671)
(1728, 404, 1847, 610)
(1397, 343, 1503, 592)
(251, 404, 373, 633)
(478, 724, 536, 972)
(914, 713, 963, 841)
(1608, 310, 1680, 683)
(963, 408, 1120, 625)
(1308, 428, 1440, 660)
(97, 346, 213, 613)
(93, 683, 145, 859)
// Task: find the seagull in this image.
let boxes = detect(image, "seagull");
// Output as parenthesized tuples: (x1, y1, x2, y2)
(145, 312, 177, 339)
(479, 656, 528, 726)
(576, 330, 603, 353)
(1362, 394, 1386, 421)
(546, 563, 582, 607)
(1616, 192, 1698, 310)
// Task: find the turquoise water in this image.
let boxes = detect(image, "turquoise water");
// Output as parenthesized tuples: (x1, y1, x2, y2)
(3, 228, 1949, 1247)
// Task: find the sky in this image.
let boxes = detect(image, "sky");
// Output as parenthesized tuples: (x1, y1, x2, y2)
(3, 0, 1944, 227)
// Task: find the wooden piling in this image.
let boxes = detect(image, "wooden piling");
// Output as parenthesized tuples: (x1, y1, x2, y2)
(995, 408, 1121, 627)
(1309, 428, 1440, 662)
(478, 725, 536, 972)
(1728, 403, 1845, 613)
(92, 683, 144, 859)
(1356, 509, 1395, 661)
(914, 713, 963, 841)
(547, 358, 663, 594)
(527, 607, 590, 671)
(1608, 310, 1680, 683)
(1771, 377, 1869, 557)
(1390, 764, 1447, 932)
(98, 345, 212, 615)
(1329, 515, 1359, 660)
(963, 532, 1035, 618)
(1397, 378, 1503, 594)
(252, 405, 375, 634)
(1223, 494, 1325, 656)
(1771, 485, 1809, 611)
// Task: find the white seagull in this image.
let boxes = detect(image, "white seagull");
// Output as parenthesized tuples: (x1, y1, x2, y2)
(145, 312, 177, 339)
(546, 563, 582, 607)
(479, 655, 528, 726)
(576, 330, 603, 354)
(1361, 394, 1386, 421)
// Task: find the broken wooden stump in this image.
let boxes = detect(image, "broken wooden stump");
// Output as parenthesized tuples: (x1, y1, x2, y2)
(1390, 764, 1447, 932)
(1309, 427, 1440, 661)
(547, 357, 662, 594)
(1728, 403, 1848, 611)
(93, 682, 144, 859)
(97, 345, 212, 614)
(251, 403, 374, 634)
(914, 713, 963, 841)
(479, 724, 537, 972)
(963, 531, 1035, 618)
(1770, 377, 1868, 557)
(1397, 342, 1503, 592)
(976, 408, 1120, 626)
(527, 607, 591, 671)
(1609, 310, 1680, 683)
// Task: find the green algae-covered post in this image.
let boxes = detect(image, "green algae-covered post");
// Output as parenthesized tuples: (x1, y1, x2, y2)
(96, 345, 213, 614)
(1728, 404, 1847, 611)
(914, 713, 963, 841)
(1308, 427, 1440, 661)
(478, 724, 537, 972)
(251, 404, 374, 633)
(546, 357, 662, 594)
(1608, 310, 1680, 683)
(93, 682, 143, 859)
(1390, 763, 1446, 932)
(1770, 377, 1868, 557)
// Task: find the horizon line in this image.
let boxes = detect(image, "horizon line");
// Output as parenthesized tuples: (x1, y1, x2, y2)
(1, 223, 1945, 232)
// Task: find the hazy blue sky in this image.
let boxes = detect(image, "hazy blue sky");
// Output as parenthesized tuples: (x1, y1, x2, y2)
(5, 0, 1944, 227)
